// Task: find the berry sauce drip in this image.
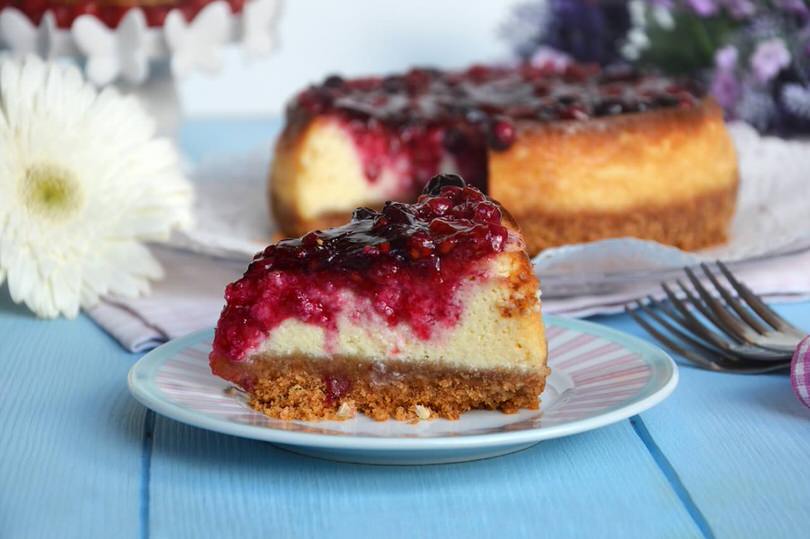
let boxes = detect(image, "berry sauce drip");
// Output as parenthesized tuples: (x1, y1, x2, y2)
(212, 174, 513, 363)
(287, 63, 704, 193)
(0, 0, 245, 29)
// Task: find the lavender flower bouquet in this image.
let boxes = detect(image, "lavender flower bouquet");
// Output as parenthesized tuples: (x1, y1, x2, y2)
(504, 0, 810, 134)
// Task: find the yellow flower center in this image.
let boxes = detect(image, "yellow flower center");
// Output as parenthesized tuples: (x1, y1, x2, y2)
(22, 163, 83, 219)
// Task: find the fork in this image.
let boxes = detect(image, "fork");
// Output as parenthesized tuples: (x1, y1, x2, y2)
(625, 261, 810, 407)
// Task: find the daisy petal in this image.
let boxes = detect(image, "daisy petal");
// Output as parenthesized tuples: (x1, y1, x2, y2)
(0, 56, 193, 319)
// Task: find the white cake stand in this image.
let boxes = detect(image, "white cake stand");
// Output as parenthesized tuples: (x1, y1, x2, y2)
(0, 0, 282, 134)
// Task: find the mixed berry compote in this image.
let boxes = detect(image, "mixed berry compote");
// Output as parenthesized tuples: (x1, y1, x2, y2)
(0, 0, 245, 29)
(212, 174, 518, 363)
(286, 63, 704, 197)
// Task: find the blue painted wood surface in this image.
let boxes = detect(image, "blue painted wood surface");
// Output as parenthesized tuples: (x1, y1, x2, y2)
(0, 300, 147, 538)
(598, 305, 810, 538)
(2, 118, 809, 538)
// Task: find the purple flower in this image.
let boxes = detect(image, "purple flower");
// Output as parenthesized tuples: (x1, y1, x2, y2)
(710, 46, 740, 110)
(750, 38, 791, 83)
(687, 0, 718, 16)
(722, 0, 755, 19)
(711, 71, 740, 111)
(736, 87, 777, 131)
(542, 0, 632, 64)
(715, 45, 738, 71)
(775, 82, 810, 132)
(780, 83, 810, 119)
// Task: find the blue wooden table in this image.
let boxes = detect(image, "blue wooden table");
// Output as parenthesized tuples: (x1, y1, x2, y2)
(3, 119, 809, 539)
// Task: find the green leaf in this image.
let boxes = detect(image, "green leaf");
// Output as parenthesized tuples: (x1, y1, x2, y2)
(637, 11, 740, 75)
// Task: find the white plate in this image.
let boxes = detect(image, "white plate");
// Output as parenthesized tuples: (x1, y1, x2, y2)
(128, 315, 677, 465)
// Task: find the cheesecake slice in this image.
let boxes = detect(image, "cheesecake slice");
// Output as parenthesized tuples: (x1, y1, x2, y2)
(211, 174, 549, 421)
(270, 63, 738, 256)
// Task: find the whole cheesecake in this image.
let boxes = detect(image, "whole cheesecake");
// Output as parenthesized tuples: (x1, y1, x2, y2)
(270, 63, 739, 256)
(211, 174, 549, 422)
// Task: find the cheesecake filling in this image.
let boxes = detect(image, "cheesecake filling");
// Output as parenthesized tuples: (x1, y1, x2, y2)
(338, 113, 489, 198)
(248, 259, 539, 370)
(287, 116, 472, 222)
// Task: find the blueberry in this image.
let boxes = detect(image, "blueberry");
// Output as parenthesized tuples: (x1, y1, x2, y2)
(423, 174, 467, 195)
(323, 74, 345, 88)
(352, 207, 377, 221)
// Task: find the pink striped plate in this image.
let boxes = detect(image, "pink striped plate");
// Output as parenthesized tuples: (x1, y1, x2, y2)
(128, 315, 677, 464)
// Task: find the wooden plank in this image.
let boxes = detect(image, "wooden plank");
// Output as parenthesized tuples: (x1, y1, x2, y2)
(0, 289, 145, 538)
(596, 302, 810, 538)
(148, 416, 701, 538)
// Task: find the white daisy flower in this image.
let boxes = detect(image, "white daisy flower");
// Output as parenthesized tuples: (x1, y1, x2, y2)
(0, 55, 193, 319)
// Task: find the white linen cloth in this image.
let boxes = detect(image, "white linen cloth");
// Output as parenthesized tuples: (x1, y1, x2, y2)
(87, 247, 245, 352)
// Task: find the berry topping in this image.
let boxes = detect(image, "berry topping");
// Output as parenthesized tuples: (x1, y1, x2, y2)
(4, 0, 247, 29)
(212, 175, 514, 362)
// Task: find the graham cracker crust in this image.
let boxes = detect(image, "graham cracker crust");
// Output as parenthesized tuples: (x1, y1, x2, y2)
(513, 182, 738, 255)
(220, 355, 549, 422)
